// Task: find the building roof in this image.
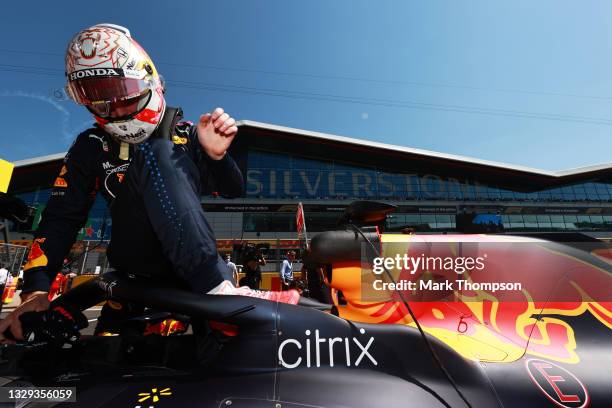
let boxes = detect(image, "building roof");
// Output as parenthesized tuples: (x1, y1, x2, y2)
(11, 120, 612, 192)
(237, 120, 612, 178)
(14, 152, 65, 168)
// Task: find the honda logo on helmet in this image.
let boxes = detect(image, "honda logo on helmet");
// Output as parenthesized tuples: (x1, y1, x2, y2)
(69, 68, 123, 81)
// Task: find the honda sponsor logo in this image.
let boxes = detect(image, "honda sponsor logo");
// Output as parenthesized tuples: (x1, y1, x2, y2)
(278, 328, 377, 369)
(69, 68, 123, 81)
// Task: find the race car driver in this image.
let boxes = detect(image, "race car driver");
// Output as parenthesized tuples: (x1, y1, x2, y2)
(0, 23, 298, 341)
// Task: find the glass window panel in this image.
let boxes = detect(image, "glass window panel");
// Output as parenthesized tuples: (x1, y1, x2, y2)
(433, 215, 453, 229)
(549, 189, 563, 200)
(598, 191, 610, 200)
(508, 223, 524, 229)
(306, 213, 342, 232)
(420, 176, 448, 200)
(513, 191, 526, 200)
(472, 185, 487, 200)
(447, 185, 463, 200)
(564, 220, 578, 230)
(460, 184, 476, 200)
(389, 175, 408, 192)
(523, 215, 538, 229)
(563, 215, 578, 223)
(420, 215, 436, 228)
(524, 192, 536, 201)
(446, 183, 460, 192)
(576, 215, 591, 229)
(405, 215, 422, 224)
(538, 191, 552, 200)
(562, 193, 576, 201)
(386, 215, 406, 228)
(574, 189, 588, 200)
(537, 215, 552, 228)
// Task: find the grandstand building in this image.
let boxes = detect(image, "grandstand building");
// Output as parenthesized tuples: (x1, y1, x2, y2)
(7, 120, 612, 245)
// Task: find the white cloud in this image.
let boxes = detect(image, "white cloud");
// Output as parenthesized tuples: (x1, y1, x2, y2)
(0, 90, 75, 141)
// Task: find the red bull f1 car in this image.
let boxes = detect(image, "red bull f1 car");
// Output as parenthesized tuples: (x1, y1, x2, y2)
(0, 201, 610, 407)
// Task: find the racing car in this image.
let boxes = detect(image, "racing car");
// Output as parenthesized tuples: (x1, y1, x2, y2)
(0, 201, 609, 407)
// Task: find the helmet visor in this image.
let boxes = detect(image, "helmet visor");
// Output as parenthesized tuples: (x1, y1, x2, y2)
(67, 76, 150, 106)
(86, 90, 151, 120)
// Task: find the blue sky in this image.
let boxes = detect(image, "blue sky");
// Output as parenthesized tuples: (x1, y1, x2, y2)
(1, 0, 611, 170)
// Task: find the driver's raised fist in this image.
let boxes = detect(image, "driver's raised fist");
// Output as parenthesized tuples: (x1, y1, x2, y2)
(197, 107, 238, 160)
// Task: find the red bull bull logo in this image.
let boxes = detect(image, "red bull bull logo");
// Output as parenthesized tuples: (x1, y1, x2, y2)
(331, 234, 612, 364)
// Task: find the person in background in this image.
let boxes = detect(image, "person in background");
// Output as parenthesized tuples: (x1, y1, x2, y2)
(0, 266, 8, 288)
(223, 254, 238, 286)
(280, 251, 296, 290)
(240, 244, 266, 290)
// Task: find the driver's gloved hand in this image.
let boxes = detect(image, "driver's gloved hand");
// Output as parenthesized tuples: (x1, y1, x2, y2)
(18, 304, 88, 347)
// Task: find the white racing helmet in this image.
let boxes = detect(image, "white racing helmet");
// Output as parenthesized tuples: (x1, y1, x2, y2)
(65, 23, 165, 144)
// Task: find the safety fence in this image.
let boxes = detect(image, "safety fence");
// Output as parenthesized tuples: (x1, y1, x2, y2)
(66, 241, 111, 275)
(0, 243, 28, 275)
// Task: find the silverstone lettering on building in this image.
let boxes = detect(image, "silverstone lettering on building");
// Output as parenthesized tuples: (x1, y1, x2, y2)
(246, 169, 485, 199)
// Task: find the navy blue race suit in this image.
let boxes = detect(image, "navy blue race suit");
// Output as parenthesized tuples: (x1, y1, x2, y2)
(22, 107, 244, 298)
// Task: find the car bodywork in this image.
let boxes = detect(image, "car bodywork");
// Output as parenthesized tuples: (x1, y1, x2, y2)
(0, 202, 610, 407)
